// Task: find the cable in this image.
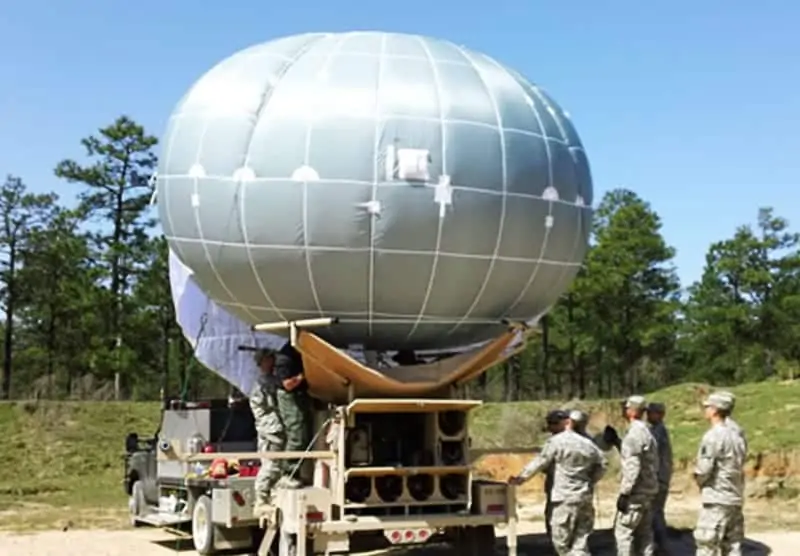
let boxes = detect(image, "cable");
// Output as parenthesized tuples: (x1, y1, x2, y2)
(285, 416, 333, 482)
(179, 312, 209, 403)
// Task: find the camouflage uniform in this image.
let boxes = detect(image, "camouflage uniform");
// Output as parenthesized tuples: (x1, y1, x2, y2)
(716, 391, 748, 556)
(519, 429, 608, 556)
(542, 410, 568, 540)
(249, 365, 286, 506)
(716, 391, 748, 450)
(615, 396, 660, 556)
(544, 463, 555, 538)
(273, 345, 312, 479)
(648, 403, 673, 551)
(693, 393, 746, 556)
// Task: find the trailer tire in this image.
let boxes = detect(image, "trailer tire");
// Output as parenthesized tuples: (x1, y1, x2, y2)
(128, 480, 146, 528)
(454, 525, 496, 556)
(191, 495, 217, 555)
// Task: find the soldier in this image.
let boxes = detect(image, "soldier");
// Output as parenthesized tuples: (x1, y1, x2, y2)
(715, 391, 748, 451)
(273, 341, 312, 485)
(647, 402, 673, 555)
(615, 395, 660, 556)
(568, 409, 592, 439)
(715, 390, 747, 555)
(542, 409, 568, 541)
(510, 413, 607, 555)
(693, 393, 746, 556)
(572, 409, 616, 460)
(249, 348, 287, 515)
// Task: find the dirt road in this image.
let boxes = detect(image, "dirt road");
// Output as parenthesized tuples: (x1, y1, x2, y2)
(2, 494, 798, 555)
(2, 525, 799, 555)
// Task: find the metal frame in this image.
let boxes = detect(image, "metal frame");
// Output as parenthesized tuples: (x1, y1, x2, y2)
(165, 317, 524, 555)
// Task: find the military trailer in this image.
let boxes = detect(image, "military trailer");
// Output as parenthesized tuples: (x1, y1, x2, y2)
(124, 318, 524, 555)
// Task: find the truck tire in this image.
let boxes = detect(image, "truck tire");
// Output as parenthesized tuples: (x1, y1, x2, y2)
(192, 495, 217, 555)
(128, 480, 146, 528)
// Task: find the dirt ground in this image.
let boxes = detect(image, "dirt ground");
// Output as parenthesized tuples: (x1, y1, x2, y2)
(3, 495, 800, 556)
(2, 524, 800, 555)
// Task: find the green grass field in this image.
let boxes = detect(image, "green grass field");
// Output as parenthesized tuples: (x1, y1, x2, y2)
(1, 379, 799, 530)
(471, 380, 800, 463)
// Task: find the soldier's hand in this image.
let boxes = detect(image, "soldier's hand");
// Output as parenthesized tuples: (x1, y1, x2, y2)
(283, 375, 303, 391)
(616, 494, 630, 513)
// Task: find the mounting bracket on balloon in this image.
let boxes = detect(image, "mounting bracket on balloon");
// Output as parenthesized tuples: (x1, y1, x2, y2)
(385, 145, 431, 182)
(500, 318, 531, 332)
(250, 317, 340, 347)
(385, 145, 452, 219)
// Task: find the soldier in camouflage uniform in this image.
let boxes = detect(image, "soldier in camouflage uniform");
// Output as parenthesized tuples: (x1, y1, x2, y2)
(615, 395, 660, 556)
(647, 402, 673, 555)
(693, 393, 746, 556)
(249, 348, 287, 515)
(542, 409, 568, 541)
(273, 342, 312, 485)
(716, 391, 748, 450)
(714, 390, 747, 555)
(568, 409, 591, 439)
(510, 412, 607, 556)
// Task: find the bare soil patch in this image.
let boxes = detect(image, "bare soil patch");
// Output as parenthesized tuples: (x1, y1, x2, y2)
(1, 524, 799, 555)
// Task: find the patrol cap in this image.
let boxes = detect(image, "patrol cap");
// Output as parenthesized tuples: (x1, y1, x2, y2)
(624, 395, 647, 410)
(715, 390, 736, 409)
(545, 409, 568, 425)
(703, 392, 733, 412)
(568, 409, 589, 425)
(647, 402, 666, 413)
(253, 348, 275, 364)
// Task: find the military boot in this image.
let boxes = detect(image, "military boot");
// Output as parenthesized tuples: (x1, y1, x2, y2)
(253, 498, 272, 518)
(276, 476, 301, 489)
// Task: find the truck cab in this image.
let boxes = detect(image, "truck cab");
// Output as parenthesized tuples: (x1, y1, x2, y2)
(123, 431, 158, 519)
(123, 398, 263, 553)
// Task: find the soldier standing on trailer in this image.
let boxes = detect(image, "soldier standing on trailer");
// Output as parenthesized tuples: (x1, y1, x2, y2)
(249, 348, 286, 515)
(274, 341, 312, 486)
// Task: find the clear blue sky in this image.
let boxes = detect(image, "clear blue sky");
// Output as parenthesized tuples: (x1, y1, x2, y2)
(1, 1, 797, 288)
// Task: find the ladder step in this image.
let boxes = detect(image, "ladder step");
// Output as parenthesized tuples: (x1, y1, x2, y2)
(136, 511, 192, 527)
(259, 523, 278, 556)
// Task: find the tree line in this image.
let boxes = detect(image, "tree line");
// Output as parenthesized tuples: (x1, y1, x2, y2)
(1, 116, 798, 402)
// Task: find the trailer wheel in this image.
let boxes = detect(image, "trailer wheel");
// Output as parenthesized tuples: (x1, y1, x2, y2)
(191, 495, 217, 555)
(128, 480, 146, 528)
(454, 525, 496, 556)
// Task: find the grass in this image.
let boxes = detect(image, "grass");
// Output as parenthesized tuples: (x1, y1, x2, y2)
(470, 380, 800, 463)
(0, 400, 158, 530)
(1, 379, 800, 531)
